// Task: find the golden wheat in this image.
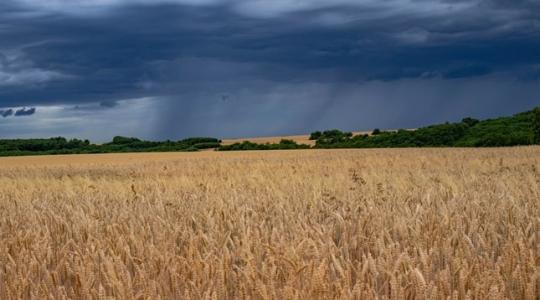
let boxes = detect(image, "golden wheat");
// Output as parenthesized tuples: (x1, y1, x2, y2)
(0, 148, 538, 299)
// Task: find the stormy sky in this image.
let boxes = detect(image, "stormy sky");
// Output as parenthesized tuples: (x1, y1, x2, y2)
(0, 0, 539, 141)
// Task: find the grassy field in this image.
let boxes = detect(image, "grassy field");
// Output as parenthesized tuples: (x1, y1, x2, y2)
(0, 148, 538, 299)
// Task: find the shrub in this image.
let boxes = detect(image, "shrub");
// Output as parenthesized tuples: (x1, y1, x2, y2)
(309, 131, 322, 140)
(533, 107, 540, 144)
(462, 117, 480, 127)
(111, 136, 141, 145)
(218, 139, 310, 151)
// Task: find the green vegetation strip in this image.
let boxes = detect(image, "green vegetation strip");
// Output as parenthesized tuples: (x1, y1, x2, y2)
(0, 136, 220, 157)
(1, 107, 539, 156)
(219, 107, 540, 150)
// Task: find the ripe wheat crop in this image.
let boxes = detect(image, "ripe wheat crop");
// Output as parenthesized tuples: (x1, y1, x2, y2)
(0, 148, 538, 299)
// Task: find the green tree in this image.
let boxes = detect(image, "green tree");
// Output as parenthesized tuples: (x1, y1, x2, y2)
(533, 107, 540, 144)
(309, 131, 322, 140)
(111, 136, 141, 145)
(462, 117, 479, 127)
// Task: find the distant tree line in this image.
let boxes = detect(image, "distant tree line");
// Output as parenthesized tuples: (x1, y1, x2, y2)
(217, 139, 311, 151)
(311, 107, 540, 148)
(1, 107, 539, 156)
(0, 136, 220, 157)
(219, 106, 540, 151)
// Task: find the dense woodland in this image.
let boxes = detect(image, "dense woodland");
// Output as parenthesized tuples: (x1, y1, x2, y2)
(217, 139, 311, 151)
(1, 107, 539, 156)
(219, 107, 540, 151)
(0, 136, 220, 156)
(309, 108, 540, 149)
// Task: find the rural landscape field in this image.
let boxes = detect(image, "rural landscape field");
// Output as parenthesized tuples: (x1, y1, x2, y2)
(220, 132, 370, 147)
(1, 147, 538, 299)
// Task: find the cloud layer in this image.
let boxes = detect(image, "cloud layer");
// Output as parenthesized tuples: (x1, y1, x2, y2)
(1, 107, 37, 118)
(0, 0, 539, 140)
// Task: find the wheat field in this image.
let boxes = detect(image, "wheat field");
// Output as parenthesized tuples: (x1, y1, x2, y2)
(220, 132, 370, 146)
(0, 148, 539, 299)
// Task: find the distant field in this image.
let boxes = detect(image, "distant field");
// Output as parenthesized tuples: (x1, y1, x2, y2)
(0, 147, 538, 299)
(221, 131, 370, 146)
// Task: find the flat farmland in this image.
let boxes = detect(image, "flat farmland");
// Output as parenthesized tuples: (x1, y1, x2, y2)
(0, 148, 539, 299)
(220, 132, 370, 146)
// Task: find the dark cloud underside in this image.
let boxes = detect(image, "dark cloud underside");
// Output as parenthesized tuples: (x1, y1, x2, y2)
(0, 0, 539, 140)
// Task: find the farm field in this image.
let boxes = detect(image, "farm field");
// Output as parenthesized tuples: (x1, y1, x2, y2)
(221, 131, 370, 146)
(0, 148, 539, 299)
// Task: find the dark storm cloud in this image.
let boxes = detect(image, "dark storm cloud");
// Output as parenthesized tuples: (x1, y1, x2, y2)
(14, 107, 36, 116)
(0, 107, 36, 118)
(1, 109, 14, 118)
(152, 76, 540, 140)
(100, 100, 118, 108)
(0, 0, 539, 139)
(70, 100, 120, 112)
